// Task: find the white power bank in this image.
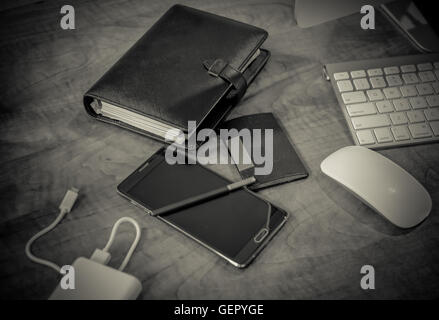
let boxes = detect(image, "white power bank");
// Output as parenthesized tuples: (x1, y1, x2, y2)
(49, 257, 142, 300)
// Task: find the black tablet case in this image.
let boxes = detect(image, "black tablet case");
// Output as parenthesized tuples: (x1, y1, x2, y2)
(83, 4, 270, 143)
(218, 113, 309, 190)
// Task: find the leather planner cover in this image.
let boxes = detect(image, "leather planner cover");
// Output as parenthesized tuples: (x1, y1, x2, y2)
(83, 4, 270, 143)
(218, 113, 309, 190)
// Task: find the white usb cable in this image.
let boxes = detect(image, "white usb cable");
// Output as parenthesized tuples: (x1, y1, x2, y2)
(25, 188, 79, 273)
(90, 216, 141, 271)
(25, 188, 141, 273)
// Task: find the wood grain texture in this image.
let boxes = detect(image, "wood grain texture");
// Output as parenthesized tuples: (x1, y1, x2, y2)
(1, 0, 438, 299)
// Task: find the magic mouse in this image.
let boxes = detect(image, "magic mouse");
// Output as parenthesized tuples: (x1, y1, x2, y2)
(321, 146, 432, 228)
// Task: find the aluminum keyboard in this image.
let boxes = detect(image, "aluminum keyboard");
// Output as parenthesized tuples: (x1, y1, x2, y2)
(324, 54, 439, 149)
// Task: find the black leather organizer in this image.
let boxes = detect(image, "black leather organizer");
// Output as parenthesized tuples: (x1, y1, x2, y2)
(83, 4, 270, 143)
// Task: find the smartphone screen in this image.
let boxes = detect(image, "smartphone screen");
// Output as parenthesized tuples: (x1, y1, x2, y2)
(118, 149, 287, 267)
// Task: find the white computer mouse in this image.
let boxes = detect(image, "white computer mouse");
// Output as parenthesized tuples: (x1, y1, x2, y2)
(321, 146, 432, 228)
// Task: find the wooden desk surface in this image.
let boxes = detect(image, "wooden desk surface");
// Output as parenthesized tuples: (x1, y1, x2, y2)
(1, 0, 438, 299)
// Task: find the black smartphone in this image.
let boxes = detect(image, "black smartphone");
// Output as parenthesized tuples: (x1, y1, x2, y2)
(117, 148, 288, 268)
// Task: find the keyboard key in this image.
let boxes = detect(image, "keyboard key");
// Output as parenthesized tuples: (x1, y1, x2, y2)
(383, 87, 401, 99)
(424, 108, 439, 121)
(353, 78, 370, 90)
(337, 80, 353, 92)
(435, 70, 439, 80)
(342, 91, 367, 104)
(416, 83, 434, 95)
(374, 128, 393, 143)
(346, 102, 376, 117)
(400, 85, 418, 97)
(432, 82, 439, 93)
(409, 97, 428, 109)
(386, 75, 403, 86)
(418, 71, 436, 82)
(401, 64, 416, 73)
(402, 73, 419, 84)
(391, 126, 410, 141)
(417, 62, 433, 71)
(366, 89, 384, 101)
(409, 123, 432, 138)
(370, 76, 386, 88)
(334, 72, 349, 80)
(426, 95, 439, 107)
(351, 70, 366, 78)
(351, 114, 390, 130)
(376, 100, 394, 113)
(431, 121, 439, 136)
(356, 130, 375, 145)
(393, 98, 411, 111)
(367, 68, 383, 76)
(407, 110, 426, 123)
(390, 112, 408, 125)
(434, 62, 439, 69)
(384, 66, 399, 74)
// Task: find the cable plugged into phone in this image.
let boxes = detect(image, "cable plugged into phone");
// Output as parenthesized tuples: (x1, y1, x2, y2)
(25, 188, 143, 300)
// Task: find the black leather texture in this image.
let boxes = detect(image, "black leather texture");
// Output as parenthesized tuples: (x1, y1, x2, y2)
(218, 113, 309, 190)
(83, 4, 269, 142)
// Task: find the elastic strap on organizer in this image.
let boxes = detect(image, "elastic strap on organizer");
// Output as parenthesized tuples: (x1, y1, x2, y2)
(203, 59, 248, 101)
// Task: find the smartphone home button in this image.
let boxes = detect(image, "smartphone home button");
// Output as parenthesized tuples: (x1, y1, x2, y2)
(254, 228, 268, 243)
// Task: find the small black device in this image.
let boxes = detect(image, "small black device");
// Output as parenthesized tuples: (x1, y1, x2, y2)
(218, 113, 309, 190)
(117, 148, 288, 268)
